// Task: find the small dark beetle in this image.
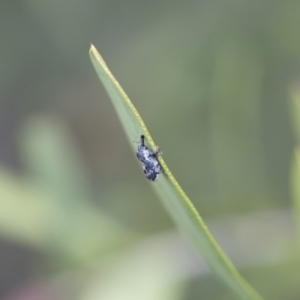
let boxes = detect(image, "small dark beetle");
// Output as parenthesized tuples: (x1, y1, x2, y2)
(136, 135, 162, 181)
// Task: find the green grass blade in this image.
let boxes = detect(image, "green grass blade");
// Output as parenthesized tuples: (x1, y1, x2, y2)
(289, 85, 300, 243)
(89, 44, 263, 300)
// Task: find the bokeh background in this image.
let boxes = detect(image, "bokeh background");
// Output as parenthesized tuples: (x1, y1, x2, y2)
(1, 0, 300, 299)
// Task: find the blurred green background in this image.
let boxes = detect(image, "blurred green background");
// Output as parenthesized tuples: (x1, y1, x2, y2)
(1, 0, 300, 299)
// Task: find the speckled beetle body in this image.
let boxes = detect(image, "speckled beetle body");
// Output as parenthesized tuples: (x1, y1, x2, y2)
(136, 135, 162, 181)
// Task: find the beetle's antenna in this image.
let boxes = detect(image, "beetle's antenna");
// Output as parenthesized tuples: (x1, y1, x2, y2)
(133, 135, 145, 144)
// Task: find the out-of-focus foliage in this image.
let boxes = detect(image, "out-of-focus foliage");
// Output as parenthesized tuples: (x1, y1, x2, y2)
(1, 0, 300, 299)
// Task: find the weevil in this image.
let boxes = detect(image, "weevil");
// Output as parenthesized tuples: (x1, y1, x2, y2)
(136, 135, 162, 181)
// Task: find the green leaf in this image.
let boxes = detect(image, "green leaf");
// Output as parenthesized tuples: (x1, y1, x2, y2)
(17, 116, 136, 262)
(289, 85, 300, 243)
(89, 44, 263, 300)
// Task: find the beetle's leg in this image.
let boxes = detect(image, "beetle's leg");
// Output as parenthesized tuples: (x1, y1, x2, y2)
(151, 146, 162, 157)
